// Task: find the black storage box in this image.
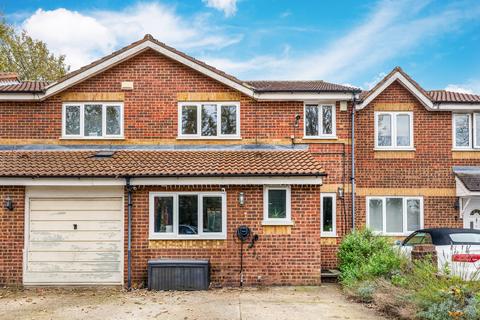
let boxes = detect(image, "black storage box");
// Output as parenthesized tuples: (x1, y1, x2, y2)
(148, 259, 210, 291)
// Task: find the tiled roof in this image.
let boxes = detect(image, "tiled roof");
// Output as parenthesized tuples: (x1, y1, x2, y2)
(0, 150, 325, 177)
(0, 35, 355, 95)
(0, 81, 50, 93)
(428, 90, 480, 103)
(358, 67, 480, 105)
(457, 174, 480, 192)
(453, 167, 480, 192)
(245, 80, 359, 92)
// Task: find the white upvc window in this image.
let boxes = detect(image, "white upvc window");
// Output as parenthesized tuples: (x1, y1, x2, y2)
(263, 186, 292, 225)
(62, 102, 124, 139)
(304, 103, 336, 138)
(149, 192, 227, 240)
(321, 193, 336, 237)
(178, 102, 240, 139)
(374, 111, 413, 149)
(366, 196, 423, 236)
(452, 113, 480, 149)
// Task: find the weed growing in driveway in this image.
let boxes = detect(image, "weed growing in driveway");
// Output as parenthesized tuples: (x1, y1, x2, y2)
(338, 229, 480, 319)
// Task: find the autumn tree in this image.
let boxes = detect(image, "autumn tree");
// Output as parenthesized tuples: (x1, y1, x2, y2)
(0, 17, 69, 81)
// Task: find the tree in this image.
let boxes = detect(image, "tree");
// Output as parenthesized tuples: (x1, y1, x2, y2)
(0, 17, 69, 81)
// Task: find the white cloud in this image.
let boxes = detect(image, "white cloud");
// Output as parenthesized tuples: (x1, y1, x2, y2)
(202, 0, 237, 17)
(205, 0, 480, 82)
(21, 3, 242, 70)
(23, 8, 115, 69)
(445, 80, 480, 94)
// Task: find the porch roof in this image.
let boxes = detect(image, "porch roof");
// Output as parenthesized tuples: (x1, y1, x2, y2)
(0, 150, 325, 178)
(453, 166, 480, 193)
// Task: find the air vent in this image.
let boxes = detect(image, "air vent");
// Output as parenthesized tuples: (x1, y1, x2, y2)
(93, 151, 115, 158)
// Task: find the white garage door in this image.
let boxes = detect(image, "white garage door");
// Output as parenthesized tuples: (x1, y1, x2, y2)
(24, 195, 123, 285)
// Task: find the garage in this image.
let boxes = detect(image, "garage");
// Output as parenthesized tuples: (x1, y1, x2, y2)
(23, 187, 124, 285)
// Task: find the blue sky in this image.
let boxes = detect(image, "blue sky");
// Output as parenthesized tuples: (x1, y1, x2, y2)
(2, 0, 480, 93)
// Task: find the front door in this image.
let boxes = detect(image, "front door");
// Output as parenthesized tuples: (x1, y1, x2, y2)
(463, 198, 480, 230)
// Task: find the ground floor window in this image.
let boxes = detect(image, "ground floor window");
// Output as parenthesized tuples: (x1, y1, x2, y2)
(367, 196, 423, 235)
(263, 186, 292, 225)
(149, 192, 226, 239)
(321, 193, 336, 236)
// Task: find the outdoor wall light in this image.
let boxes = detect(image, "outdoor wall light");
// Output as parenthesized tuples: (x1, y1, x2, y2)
(238, 192, 245, 206)
(337, 186, 344, 199)
(4, 196, 13, 211)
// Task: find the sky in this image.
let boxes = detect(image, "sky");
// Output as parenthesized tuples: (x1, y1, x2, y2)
(2, 0, 480, 93)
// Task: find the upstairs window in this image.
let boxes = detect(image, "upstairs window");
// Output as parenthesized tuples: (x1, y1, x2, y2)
(63, 103, 123, 138)
(178, 102, 240, 138)
(304, 104, 336, 138)
(453, 113, 480, 149)
(375, 112, 413, 149)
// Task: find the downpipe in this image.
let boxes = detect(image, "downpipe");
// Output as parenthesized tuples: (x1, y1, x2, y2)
(126, 177, 133, 290)
(351, 94, 356, 231)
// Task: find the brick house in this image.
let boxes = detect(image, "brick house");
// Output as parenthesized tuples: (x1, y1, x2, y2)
(0, 35, 479, 287)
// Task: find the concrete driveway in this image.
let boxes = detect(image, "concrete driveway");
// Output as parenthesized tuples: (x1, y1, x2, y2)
(0, 284, 388, 320)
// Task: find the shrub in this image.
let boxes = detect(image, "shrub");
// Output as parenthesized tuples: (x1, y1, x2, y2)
(338, 229, 403, 286)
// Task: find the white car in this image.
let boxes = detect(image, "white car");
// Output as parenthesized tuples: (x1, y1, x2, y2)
(395, 228, 480, 280)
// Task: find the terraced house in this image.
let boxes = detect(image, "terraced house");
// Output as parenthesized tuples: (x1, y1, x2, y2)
(0, 35, 479, 287)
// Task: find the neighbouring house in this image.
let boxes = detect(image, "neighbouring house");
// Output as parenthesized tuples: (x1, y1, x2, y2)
(0, 34, 479, 287)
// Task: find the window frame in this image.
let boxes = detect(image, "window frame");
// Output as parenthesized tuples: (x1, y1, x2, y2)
(149, 191, 227, 240)
(62, 102, 124, 139)
(320, 193, 337, 237)
(374, 111, 414, 150)
(303, 103, 337, 139)
(262, 186, 292, 225)
(452, 113, 480, 149)
(366, 196, 424, 236)
(177, 101, 241, 139)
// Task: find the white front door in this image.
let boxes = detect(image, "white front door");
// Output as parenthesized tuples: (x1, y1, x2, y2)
(24, 187, 124, 285)
(463, 198, 480, 230)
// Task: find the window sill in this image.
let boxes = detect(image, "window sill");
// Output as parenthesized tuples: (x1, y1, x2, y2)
(320, 234, 338, 238)
(60, 136, 125, 140)
(262, 220, 294, 226)
(374, 148, 415, 151)
(452, 148, 480, 151)
(149, 235, 227, 241)
(302, 136, 338, 140)
(176, 136, 242, 140)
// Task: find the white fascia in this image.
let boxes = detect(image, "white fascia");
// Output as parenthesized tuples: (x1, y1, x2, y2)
(356, 72, 435, 111)
(0, 176, 323, 186)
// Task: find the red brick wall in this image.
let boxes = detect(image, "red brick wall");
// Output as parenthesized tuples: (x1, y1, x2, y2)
(0, 186, 25, 285)
(126, 185, 322, 287)
(0, 50, 354, 143)
(354, 81, 472, 229)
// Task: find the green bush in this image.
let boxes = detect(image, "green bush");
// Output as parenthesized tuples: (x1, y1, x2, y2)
(338, 228, 403, 286)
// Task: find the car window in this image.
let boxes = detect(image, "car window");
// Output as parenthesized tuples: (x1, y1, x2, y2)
(449, 233, 480, 243)
(404, 232, 433, 246)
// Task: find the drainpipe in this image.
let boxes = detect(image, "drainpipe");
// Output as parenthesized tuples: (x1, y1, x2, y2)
(126, 177, 133, 290)
(351, 93, 357, 231)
